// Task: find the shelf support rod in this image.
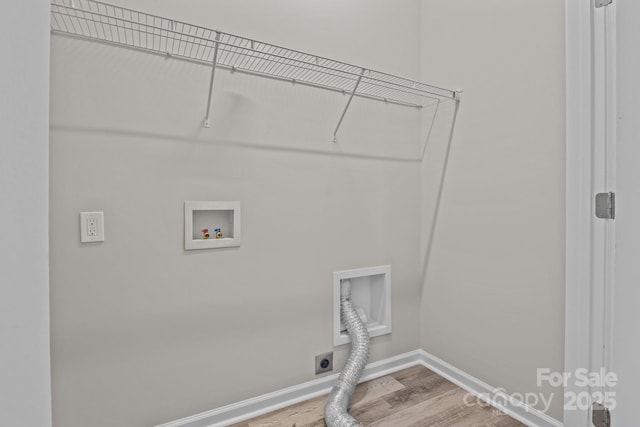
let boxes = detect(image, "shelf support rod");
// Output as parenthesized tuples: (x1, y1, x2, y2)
(333, 68, 365, 143)
(203, 31, 221, 128)
(420, 100, 441, 159)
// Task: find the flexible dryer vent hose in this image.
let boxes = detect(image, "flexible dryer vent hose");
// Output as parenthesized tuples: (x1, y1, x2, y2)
(325, 280, 370, 427)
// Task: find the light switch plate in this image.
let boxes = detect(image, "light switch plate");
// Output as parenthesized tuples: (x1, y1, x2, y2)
(80, 211, 104, 242)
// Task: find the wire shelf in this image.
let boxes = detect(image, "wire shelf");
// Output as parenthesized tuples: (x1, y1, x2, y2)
(51, 0, 458, 110)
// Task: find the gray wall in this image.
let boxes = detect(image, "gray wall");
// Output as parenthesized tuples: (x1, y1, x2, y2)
(50, 0, 567, 425)
(419, 0, 566, 420)
(0, 2, 52, 427)
(50, 1, 425, 426)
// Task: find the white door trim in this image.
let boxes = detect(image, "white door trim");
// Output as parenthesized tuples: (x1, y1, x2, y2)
(564, 0, 595, 425)
(565, 1, 616, 425)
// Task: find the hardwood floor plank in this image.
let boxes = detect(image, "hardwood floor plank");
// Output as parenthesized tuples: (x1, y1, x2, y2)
(369, 388, 468, 426)
(390, 364, 437, 387)
(350, 375, 406, 406)
(398, 391, 525, 427)
(231, 395, 326, 427)
(382, 371, 459, 412)
(446, 408, 525, 427)
(349, 398, 395, 425)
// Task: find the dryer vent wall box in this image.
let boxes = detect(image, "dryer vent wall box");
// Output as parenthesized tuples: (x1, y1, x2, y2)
(333, 265, 391, 346)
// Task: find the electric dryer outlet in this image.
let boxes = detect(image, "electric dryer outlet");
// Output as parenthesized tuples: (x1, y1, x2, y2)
(315, 352, 333, 374)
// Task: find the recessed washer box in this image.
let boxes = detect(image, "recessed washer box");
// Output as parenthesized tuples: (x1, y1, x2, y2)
(333, 265, 391, 346)
(184, 201, 241, 250)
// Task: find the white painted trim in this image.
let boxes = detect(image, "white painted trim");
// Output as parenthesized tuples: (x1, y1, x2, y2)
(417, 350, 562, 427)
(156, 349, 561, 427)
(564, 0, 596, 425)
(601, 0, 617, 397)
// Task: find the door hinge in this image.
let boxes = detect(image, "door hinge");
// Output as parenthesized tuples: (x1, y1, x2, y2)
(596, 192, 615, 219)
(592, 402, 611, 427)
(596, 0, 613, 8)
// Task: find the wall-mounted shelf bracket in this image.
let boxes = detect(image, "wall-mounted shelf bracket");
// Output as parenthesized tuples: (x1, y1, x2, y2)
(333, 68, 366, 143)
(203, 31, 221, 128)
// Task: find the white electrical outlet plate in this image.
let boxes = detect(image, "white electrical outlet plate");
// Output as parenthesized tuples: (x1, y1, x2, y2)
(80, 212, 104, 243)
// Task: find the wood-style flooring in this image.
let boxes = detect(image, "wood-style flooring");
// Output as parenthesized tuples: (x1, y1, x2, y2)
(230, 365, 526, 427)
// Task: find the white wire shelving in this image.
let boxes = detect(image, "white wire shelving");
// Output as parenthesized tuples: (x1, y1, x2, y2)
(51, 0, 461, 140)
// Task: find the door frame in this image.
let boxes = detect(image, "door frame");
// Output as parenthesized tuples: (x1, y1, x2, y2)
(565, 1, 616, 426)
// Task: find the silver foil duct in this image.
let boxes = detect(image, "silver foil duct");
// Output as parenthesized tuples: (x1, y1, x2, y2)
(324, 280, 370, 427)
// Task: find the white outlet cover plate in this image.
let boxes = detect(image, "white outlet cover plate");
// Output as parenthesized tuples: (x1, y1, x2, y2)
(80, 211, 104, 242)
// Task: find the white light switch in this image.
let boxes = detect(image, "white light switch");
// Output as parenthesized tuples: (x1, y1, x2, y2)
(80, 212, 104, 242)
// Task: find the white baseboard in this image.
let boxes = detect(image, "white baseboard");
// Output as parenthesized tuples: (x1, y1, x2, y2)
(156, 349, 562, 427)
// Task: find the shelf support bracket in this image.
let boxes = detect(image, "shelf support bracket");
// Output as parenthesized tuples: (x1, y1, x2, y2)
(333, 68, 365, 143)
(203, 31, 221, 128)
(420, 100, 441, 159)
